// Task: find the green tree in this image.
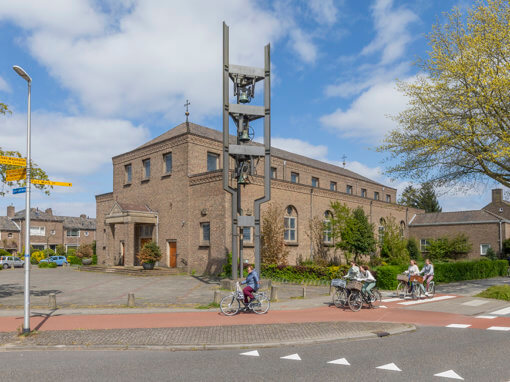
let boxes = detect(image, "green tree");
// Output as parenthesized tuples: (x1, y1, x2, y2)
(416, 183, 442, 212)
(379, 0, 510, 188)
(330, 203, 376, 264)
(407, 237, 420, 260)
(0, 103, 9, 115)
(398, 185, 419, 208)
(380, 217, 410, 265)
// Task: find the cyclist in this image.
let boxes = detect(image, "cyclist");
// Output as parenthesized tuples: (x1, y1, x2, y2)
(359, 265, 376, 299)
(404, 259, 419, 292)
(346, 261, 360, 279)
(240, 265, 260, 307)
(419, 258, 434, 296)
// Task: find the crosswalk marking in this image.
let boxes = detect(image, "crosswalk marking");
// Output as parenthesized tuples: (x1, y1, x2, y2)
(376, 363, 401, 371)
(489, 306, 510, 315)
(240, 350, 260, 356)
(446, 324, 471, 328)
(461, 300, 488, 307)
(475, 315, 497, 319)
(487, 326, 510, 331)
(327, 358, 350, 365)
(281, 353, 301, 361)
(382, 298, 401, 303)
(398, 295, 456, 306)
(434, 369, 464, 380)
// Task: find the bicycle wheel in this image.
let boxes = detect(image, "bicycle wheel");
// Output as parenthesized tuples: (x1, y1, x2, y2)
(348, 291, 363, 312)
(412, 283, 423, 300)
(333, 288, 348, 308)
(370, 289, 382, 308)
(220, 294, 240, 316)
(427, 281, 436, 298)
(251, 294, 270, 314)
(396, 282, 406, 298)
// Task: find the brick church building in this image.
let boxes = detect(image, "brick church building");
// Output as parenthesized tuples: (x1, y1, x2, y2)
(95, 122, 422, 274)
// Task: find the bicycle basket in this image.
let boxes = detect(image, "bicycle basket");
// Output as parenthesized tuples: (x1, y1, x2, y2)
(346, 281, 363, 291)
(331, 279, 346, 288)
(410, 275, 423, 283)
(396, 274, 408, 282)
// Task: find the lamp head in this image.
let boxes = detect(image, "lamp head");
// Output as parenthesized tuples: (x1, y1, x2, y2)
(12, 66, 32, 83)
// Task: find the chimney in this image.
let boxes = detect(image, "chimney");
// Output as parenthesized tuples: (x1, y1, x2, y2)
(7, 206, 14, 218)
(492, 189, 503, 203)
(45, 208, 53, 216)
(80, 214, 87, 219)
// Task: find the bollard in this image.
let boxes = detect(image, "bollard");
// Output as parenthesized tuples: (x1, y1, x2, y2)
(48, 293, 57, 310)
(127, 293, 135, 307)
(270, 285, 279, 302)
(220, 279, 233, 290)
(302, 286, 307, 299)
(214, 290, 221, 304)
(329, 284, 333, 295)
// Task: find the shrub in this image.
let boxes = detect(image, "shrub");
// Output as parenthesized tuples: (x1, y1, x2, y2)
(486, 247, 498, 260)
(379, 217, 410, 265)
(503, 238, 510, 256)
(407, 238, 420, 260)
(48, 262, 57, 268)
(0, 264, 3, 270)
(427, 234, 472, 261)
(75, 244, 93, 259)
(375, 265, 407, 289)
(67, 255, 81, 265)
(56, 245, 66, 256)
(261, 263, 350, 282)
(38, 262, 49, 268)
(31, 251, 46, 264)
(67, 248, 76, 257)
(0, 248, 10, 257)
(43, 248, 55, 258)
(137, 241, 162, 264)
(476, 285, 510, 301)
(92, 254, 97, 265)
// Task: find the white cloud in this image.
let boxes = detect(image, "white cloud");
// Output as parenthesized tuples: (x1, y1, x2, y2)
(0, 76, 10, 92)
(320, 80, 409, 142)
(0, 112, 149, 175)
(268, 137, 328, 161)
(361, 0, 418, 64)
(308, 0, 338, 26)
(0, 0, 322, 121)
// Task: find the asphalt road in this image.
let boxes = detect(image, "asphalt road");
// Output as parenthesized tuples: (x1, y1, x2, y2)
(2, 327, 508, 381)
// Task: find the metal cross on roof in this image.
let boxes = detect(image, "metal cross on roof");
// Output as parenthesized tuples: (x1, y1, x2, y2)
(184, 99, 191, 123)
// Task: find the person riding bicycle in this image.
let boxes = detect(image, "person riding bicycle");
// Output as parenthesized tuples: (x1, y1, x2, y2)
(346, 261, 360, 279)
(418, 258, 434, 297)
(404, 259, 419, 291)
(359, 265, 376, 299)
(240, 265, 260, 306)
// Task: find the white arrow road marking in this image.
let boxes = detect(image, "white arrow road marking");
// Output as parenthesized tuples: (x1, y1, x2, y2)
(382, 298, 401, 303)
(489, 306, 510, 315)
(327, 358, 350, 365)
(398, 295, 456, 305)
(475, 315, 497, 319)
(376, 363, 401, 371)
(281, 353, 301, 361)
(446, 324, 471, 328)
(240, 350, 259, 356)
(434, 370, 464, 380)
(487, 326, 510, 331)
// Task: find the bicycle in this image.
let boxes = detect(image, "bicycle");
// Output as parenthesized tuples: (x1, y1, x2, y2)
(220, 282, 270, 316)
(331, 278, 349, 308)
(397, 274, 434, 299)
(347, 280, 382, 312)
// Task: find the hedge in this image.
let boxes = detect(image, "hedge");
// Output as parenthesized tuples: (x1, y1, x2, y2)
(67, 255, 82, 265)
(261, 264, 350, 282)
(38, 262, 57, 268)
(375, 259, 507, 290)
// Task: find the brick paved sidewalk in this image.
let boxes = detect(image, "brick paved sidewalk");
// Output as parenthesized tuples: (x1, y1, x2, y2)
(0, 321, 413, 350)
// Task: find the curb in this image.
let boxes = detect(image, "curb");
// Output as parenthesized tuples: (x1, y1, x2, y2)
(0, 323, 416, 352)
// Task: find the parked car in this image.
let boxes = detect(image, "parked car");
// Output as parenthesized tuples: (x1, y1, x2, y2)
(39, 255, 68, 266)
(0, 256, 25, 269)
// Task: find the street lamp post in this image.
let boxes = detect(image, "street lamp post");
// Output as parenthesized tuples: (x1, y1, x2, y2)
(13, 65, 32, 334)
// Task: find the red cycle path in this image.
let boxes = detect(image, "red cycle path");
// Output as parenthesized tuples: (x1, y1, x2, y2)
(0, 295, 509, 333)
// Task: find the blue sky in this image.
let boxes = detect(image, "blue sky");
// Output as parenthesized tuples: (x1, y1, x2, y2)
(0, 0, 506, 218)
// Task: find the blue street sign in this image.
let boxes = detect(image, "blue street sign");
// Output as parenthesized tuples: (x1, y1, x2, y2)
(13, 187, 26, 194)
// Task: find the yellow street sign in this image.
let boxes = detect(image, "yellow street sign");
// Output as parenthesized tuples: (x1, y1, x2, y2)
(0, 156, 26, 167)
(31, 179, 72, 187)
(5, 168, 26, 182)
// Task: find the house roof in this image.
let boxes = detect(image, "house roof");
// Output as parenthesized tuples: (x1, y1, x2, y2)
(410, 210, 507, 226)
(13, 208, 63, 222)
(63, 216, 96, 230)
(119, 122, 391, 189)
(117, 202, 153, 213)
(0, 216, 19, 231)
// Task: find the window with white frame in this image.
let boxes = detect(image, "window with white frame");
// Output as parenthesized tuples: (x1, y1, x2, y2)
(480, 243, 491, 256)
(284, 206, 297, 243)
(323, 211, 333, 244)
(66, 229, 80, 237)
(207, 152, 219, 171)
(142, 159, 151, 179)
(200, 222, 210, 244)
(30, 226, 45, 236)
(420, 239, 430, 252)
(163, 153, 172, 174)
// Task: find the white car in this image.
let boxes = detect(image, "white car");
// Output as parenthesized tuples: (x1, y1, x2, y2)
(0, 256, 25, 269)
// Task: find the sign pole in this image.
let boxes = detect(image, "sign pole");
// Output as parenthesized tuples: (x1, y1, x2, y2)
(23, 76, 31, 334)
